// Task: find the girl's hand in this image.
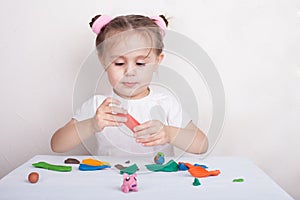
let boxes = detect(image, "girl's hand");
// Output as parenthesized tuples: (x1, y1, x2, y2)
(133, 120, 170, 146)
(92, 98, 128, 132)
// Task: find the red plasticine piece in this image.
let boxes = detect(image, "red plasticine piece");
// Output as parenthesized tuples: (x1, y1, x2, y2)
(184, 162, 220, 178)
(116, 113, 140, 132)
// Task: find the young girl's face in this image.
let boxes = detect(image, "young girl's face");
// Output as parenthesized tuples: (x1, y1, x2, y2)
(100, 32, 164, 99)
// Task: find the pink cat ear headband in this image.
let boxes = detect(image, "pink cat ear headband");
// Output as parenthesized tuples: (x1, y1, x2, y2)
(91, 15, 167, 35)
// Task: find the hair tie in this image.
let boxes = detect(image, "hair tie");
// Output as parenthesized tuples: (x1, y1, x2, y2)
(151, 16, 167, 35)
(92, 15, 112, 35)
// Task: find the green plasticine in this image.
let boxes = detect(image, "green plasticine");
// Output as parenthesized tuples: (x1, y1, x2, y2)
(233, 178, 244, 182)
(145, 159, 178, 172)
(32, 162, 72, 172)
(193, 178, 201, 186)
(120, 163, 139, 175)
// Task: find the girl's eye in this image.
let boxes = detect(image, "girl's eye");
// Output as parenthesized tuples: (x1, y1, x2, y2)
(136, 62, 146, 66)
(115, 63, 124, 66)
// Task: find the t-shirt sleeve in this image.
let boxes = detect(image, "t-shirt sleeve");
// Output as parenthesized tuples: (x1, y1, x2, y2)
(72, 95, 101, 122)
(166, 96, 191, 128)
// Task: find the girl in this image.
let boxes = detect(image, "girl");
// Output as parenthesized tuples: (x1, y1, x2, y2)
(51, 14, 208, 156)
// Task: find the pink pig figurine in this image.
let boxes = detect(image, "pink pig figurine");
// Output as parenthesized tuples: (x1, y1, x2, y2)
(121, 173, 138, 193)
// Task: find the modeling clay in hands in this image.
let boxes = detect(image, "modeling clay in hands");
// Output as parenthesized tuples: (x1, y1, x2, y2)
(116, 113, 140, 132)
(121, 173, 138, 193)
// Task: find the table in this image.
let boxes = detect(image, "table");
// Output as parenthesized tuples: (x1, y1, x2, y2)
(0, 155, 293, 200)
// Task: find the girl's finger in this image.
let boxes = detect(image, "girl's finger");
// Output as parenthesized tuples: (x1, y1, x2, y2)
(135, 127, 159, 138)
(101, 97, 121, 106)
(104, 114, 128, 123)
(101, 120, 122, 127)
(139, 136, 162, 146)
(142, 140, 160, 147)
(104, 106, 127, 114)
(136, 132, 161, 143)
(133, 121, 153, 132)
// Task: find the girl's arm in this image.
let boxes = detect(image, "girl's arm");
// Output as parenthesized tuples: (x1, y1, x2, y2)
(51, 98, 128, 153)
(50, 118, 96, 153)
(166, 121, 208, 154)
(134, 120, 208, 154)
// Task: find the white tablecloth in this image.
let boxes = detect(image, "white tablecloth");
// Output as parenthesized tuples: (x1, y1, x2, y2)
(0, 155, 293, 200)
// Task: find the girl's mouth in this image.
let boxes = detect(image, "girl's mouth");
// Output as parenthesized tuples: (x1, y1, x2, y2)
(122, 82, 138, 87)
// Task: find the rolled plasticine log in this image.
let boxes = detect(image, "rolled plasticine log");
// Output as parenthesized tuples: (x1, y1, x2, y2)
(116, 113, 140, 132)
(32, 162, 72, 172)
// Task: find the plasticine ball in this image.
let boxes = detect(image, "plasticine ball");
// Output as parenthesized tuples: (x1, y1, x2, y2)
(154, 152, 165, 165)
(28, 172, 39, 183)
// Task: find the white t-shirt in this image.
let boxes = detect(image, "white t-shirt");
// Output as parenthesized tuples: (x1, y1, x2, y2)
(73, 88, 191, 156)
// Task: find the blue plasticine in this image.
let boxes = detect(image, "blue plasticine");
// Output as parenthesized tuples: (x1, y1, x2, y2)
(178, 163, 208, 170)
(194, 164, 208, 169)
(79, 164, 111, 171)
(178, 163, 189, 171)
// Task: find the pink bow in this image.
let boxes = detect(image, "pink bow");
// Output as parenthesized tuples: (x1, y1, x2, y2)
(92, 15, 112, 34)
(151, 16, 167, 35)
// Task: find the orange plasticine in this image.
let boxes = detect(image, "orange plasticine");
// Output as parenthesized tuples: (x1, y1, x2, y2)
(82, 158, 110, 166)
(183, 162, 220, 178)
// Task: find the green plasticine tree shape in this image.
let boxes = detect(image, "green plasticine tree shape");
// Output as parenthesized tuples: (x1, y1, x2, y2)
(32, 162, 72, 172)
(145, 159, 178, 172)
(120, 163, 139, 175)
(193, 178, 201, 186)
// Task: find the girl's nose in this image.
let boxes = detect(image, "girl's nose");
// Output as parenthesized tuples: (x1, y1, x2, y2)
(125, 63, 136, 76)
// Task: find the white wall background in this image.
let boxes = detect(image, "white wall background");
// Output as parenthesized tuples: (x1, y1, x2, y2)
(0, 0, 299, 198)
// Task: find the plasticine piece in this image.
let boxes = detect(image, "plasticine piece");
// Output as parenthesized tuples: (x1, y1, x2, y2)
(82, 158, 110, 166)
(184, 162, 220, 178)
(64, 158, 80, 164)
(193, 178, 201, 186)
(178, 162, 189, 171)
(154, 152, 165, 165)
(233, 178, 244, 182)
(116, 113, 140, 132)
(28, 172, 39, 183)
(120, 164, 139, 175)
(115, 164, 126, 170)
(79, 164, 111, 171)
(178, 162, 208, 170)
(121, 173, 138, 193)
(125, 160, 130, 164)
(32, 162, 72, 172)
(194, 164, 208, 169)
(145, 159, 178, 172)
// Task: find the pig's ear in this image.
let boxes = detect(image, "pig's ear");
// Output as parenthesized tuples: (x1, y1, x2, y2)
(132, 173, 137, 177)
(123, 173, 128, 178)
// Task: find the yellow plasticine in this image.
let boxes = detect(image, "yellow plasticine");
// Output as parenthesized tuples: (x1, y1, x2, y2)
(82, 158, 110, 166)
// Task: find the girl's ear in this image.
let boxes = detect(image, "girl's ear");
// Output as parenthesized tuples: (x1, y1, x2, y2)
(97, 53, 107, 69)
(154, 53, 164, 71)
(156, 53, 164, 65)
